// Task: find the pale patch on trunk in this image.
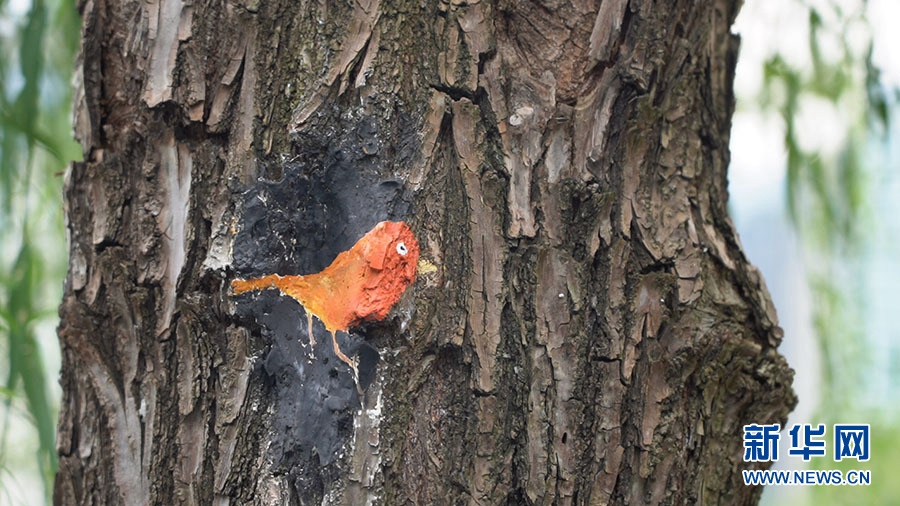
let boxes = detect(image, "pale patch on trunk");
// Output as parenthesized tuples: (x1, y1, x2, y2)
(343, 381, 385, 505)
(67, 283, 150, 505)
(88, 360, 148, 505)
(157, 135, 192, 336)
(143, 0, 192, 106)
(589, 0, 629, 64)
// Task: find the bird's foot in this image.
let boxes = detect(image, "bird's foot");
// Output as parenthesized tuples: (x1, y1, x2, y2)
(348, 359, 362, 396)
(331, 331, 363, 395)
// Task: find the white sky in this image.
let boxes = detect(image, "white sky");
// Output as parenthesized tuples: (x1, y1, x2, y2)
(729, 0, 899, 216)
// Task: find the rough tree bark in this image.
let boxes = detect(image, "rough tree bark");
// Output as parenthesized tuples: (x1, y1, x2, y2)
(56, 0, 795, 505)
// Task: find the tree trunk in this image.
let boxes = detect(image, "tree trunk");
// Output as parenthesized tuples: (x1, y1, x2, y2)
(56, 0, 795, 505)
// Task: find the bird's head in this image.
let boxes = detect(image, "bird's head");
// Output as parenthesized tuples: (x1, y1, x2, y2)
(359, 221, 420, 279)
(350, 221, 422, 323)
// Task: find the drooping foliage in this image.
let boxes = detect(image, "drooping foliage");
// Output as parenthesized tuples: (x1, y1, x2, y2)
(0, 0, 80, 502)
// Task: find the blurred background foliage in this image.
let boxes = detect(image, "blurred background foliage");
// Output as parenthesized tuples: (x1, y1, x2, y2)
(733, 0, 900, 504)
(0, 0, 897, 505)
(760, 1, 885, 415)
(0, 0, 79, 504)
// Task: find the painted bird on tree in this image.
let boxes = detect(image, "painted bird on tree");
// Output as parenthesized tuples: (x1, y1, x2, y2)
(231, 221, 422, 392)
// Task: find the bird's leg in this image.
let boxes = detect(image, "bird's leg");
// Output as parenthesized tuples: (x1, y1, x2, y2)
(330, 330, 362, 395)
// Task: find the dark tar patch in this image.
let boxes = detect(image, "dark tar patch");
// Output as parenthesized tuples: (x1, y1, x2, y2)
(231, 126, 413, 498)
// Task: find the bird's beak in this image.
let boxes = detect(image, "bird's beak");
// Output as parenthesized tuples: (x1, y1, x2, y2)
(417, 258, 437, 275)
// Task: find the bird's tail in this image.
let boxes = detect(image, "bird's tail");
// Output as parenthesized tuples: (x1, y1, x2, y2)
(231, 274, 286, 295)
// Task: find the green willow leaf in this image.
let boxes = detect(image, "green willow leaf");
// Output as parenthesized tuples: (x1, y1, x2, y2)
(17, 0, 46, 139)
(4, 242, 56, 492)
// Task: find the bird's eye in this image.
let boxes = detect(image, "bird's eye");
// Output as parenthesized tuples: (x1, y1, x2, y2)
(396, 242, 408, 256)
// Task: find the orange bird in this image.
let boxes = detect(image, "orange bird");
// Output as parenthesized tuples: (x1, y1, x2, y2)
(231, 221, 420, 390)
